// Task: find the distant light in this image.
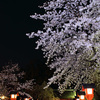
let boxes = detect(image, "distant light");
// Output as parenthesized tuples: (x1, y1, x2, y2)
(15, 95, 17, 98)
(87, 88, 92, 94)
(25, 98, 29, 100)
(80, 95, 84, 99)
(1, 96, 5, 99)
(76, 99, 79, 100)
(11, 94, 15, 98)
(11, 94, 17, 98)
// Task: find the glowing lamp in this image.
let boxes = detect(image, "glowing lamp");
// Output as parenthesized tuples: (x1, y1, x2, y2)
(78, 91, 85, 100)
(87, 88, 92, 94)
(23, 95, 31, 100)
(80, 95, 85, 99)
(75, 96, 80, 100)
(10, 91, 19, 100)
(11, 94, 17, 98)
(0, 95, 5, 99)
(76, 99, 79, 100)
(82, 83, 95, 100)
(24, 98, 29, 100)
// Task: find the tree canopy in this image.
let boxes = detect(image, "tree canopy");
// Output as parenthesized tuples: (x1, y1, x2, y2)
(0, 63, 34, 96)
(27, 0, 100, 93)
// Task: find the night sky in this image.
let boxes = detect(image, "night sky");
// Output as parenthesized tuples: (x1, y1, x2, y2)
(0, 0, 47, 68)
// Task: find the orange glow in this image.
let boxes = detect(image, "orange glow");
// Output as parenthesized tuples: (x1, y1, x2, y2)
(76, 99, 79, 100)
(80, 95, 84, 99)
(24, 98, 29, 100)
(1, 96, 5, 99)
(85, 88, 94, 100)
(11, 94, 17, 99)
(11, 94, 15, 98)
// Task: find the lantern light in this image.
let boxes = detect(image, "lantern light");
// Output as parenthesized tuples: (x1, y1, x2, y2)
(24, 98, 29, 100)
(1, 96, 5, 99)
(80, 95, 85, 99)
(87, 88, 92, 94)
(23, 95, 30, 100)
(82, 83, 95, 100)
(10, 91, 19, 100)
(76, 99, 79, 100)
(82, 83, 95, 94)
(11, 94, 17, 98)
(11, 94, 15, 98)
(77, 91, 85, 100)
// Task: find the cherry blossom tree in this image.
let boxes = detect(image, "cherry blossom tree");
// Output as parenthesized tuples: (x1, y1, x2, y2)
(27, 0, 100, 93)
(0, 63, 34, 96)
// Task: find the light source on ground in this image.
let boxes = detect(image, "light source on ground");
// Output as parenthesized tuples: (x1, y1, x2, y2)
(87, 88, 92, 94)
(24, 98, 29, 100)
(11, 94, 17, 99)
(82, 83, 95, 100)
(77, 91, 85, 100)
(80, 95, 84, 99)
(1, 96, 5, 99)
(10, 91, 19, 100)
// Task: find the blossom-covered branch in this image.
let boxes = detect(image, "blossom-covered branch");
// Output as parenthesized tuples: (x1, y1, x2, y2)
(27, 0, 100, 93)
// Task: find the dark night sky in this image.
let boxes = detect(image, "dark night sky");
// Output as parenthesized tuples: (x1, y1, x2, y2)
(0, 0, 47, 67)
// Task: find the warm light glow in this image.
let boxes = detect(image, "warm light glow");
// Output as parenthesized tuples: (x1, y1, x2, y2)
(1, 96, 5, 99)
(15, 95, 17, 98)
(11, 94, 15, 98)
(25, 98, 29, 100)
(11, 94, 17, 98)
(76, 99, 79, 100)
(87, 88, 92, 94)
(80, 95, 84, 99)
